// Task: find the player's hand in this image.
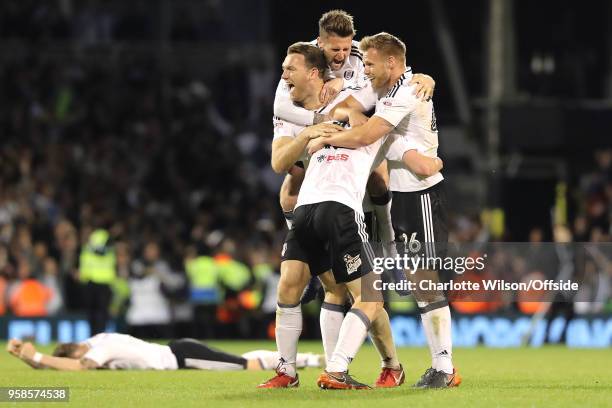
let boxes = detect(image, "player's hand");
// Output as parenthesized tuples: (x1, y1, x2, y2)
(320, 78, 343, 105)
(7, 339, 23, 356)
(302, 123, 344, 140)
(410, 73, 435, 101)
(307, 137, 330, 155)
(348, 110, 368, 127)
(19, 342, 36, 360)
(434, 157, 444, 172)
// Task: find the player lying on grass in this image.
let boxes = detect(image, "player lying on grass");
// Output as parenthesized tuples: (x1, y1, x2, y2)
(7, 334, 323, 371)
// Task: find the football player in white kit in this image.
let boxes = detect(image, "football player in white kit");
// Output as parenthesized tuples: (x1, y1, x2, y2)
(274, 9, 435, 240)
(309, 32, 461, 389)
(259, 43, 442, 390)
(268, 10, 436, 389)
(7, 335, 322, 372)
(266, 43, 405, 389)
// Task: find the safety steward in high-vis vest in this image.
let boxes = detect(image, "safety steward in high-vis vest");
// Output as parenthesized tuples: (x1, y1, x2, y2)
(79, 229, 116, 334)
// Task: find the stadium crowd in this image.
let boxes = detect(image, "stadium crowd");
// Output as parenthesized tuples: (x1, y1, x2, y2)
(0, 1, 610, 339)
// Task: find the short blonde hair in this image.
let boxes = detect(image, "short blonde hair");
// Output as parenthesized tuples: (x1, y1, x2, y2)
(318, 10, 355, 38)
(359, 32, 406, 60)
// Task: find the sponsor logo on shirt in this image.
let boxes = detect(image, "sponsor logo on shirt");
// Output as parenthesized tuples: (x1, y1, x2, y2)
(326, 153, 349, 162)
(383, 101, 392, 106)
(344, 253, 362, 274)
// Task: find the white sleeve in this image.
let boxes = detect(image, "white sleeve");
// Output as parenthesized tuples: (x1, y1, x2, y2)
(83, 345, 113, 366)
(353, 59, 368, 90)
(374, 85, 418, 127)
(273, 79, 315, 126)
(384, 134, 420, 162)
(351, 79, 378, 111)
(273, 116, 299, 141)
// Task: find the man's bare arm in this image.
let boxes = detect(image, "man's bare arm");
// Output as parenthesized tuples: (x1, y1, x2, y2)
(18, 342, 96, 371)
(307, 116, 394, 154)
(402, 150, 443, 177)
(329, 95, 368, 122)
(271, 123, 343, 173)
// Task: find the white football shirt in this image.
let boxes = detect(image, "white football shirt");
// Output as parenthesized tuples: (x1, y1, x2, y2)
(273, 40, 367, 126)
(295, 133, 408, 215)
(352, 68, 444, 192)
(83, 333, 178, 370)
(272, 87, 356, 167)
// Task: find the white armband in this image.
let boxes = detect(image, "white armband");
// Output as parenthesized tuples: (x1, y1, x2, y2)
(33, 352, 43, 363)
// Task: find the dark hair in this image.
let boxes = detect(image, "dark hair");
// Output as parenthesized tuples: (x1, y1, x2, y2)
(319, 9, 355, 38)
(53, 343, 81, 358)
(286, 42, 327, 79)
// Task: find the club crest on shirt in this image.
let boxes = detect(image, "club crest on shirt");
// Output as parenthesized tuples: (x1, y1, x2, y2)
(344, 70, 354, 80)
(344, 253, 361, 274)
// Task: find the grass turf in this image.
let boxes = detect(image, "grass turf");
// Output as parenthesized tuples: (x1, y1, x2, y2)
(1, 341, 611, 407)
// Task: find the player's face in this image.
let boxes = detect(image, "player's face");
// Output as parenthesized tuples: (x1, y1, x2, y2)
(318, 34, 353, 71)
(281, 53, 312, 103)
(363, 48, 390, 91)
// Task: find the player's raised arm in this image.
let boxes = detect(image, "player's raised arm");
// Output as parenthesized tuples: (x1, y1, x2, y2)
(410, 73, 436, 101)
(274, 79, 321, 126)
(319, 77, 344, 105)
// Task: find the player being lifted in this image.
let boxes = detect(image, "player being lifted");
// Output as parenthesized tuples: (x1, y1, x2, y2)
(267, 10, 435, 388)
(309, 32, 461, 388)
(260, 43, 442, 389)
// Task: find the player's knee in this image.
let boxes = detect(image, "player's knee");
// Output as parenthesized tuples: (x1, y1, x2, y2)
(277, 278, 302, 305)
(352, 299, 383, 321)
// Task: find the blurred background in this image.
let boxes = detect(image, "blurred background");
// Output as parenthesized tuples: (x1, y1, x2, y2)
(0, 0, 610, 346)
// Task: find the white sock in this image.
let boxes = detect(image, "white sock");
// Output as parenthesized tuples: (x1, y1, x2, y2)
(418, 302, 437, 368)
(372, 192, 394, 243)
(242, 350, 319, 370)
(421, 306, 453, 374)
(320, 302, 344, 363)
(326, 309, 370, 373)
(275, 303, 302, 377)
(296, 353, 323, 369)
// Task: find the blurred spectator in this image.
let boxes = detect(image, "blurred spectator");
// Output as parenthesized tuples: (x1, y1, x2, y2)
(8, 259, 51, 317)
(40, 256, 63, 315)
(126, 241, 172, 338)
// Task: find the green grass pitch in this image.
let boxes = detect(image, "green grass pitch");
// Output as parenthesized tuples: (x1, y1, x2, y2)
(1, 341, 611, 407)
